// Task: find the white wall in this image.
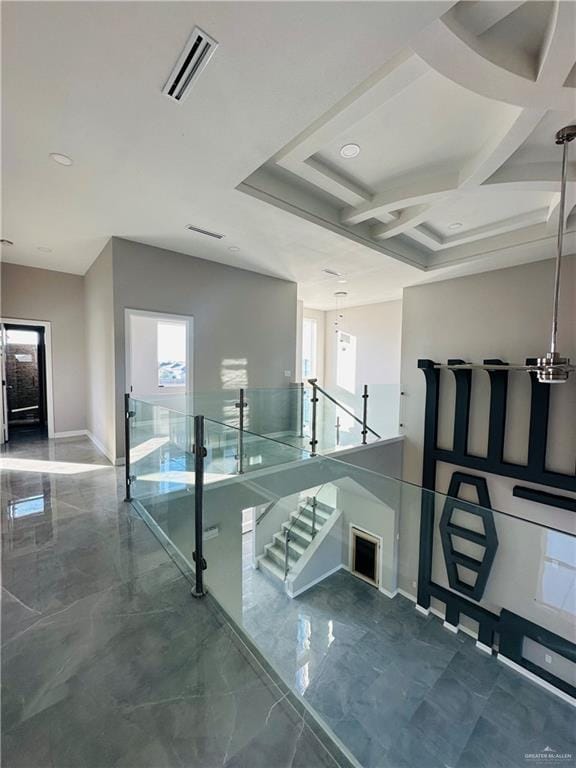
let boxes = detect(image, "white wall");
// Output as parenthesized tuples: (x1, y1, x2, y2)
(399, 256, 576, 621)
(1, 262, 86, 435)
(324, 299, 402, 437)
(112, 238, 298, 459)
(84, 241, 116, 461)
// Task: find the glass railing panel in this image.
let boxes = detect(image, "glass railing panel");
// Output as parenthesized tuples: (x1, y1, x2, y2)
(244, 385, 302, 439)
(363, 382, 401, 440)
(201, 417, 311, 622)
(127, 404, 575, 767)
(128, 396, 196, 570)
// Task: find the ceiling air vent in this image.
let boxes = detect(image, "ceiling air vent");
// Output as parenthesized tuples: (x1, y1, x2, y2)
(186, 224, 224, 239)
(163, 26, 218, 103)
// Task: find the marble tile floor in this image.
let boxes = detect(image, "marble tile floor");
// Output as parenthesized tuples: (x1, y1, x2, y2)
(241, 535, 576, 768)
(1, 435, 341, 768)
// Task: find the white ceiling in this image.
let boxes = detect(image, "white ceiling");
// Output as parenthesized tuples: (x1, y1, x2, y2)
(2, 1, 575, 311)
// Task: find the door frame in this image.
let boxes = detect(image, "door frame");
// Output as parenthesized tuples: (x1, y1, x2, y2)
(0, 318, 55, 439)
(124, 308, 194, 396)
(349, 523, 382, 588)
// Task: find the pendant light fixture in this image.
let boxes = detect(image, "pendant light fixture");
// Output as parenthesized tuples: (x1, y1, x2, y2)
(432, 125, 575, 383)
(536, 124, 575, 383)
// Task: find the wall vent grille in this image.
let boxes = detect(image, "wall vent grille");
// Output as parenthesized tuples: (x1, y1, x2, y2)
(163, 26, 218, 103)
(186, 224, 224, 239)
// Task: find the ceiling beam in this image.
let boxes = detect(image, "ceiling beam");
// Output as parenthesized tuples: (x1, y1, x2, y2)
(413, 16, 574, 110)
(447, 1, 525, 37)
(537, 0, 576, 86)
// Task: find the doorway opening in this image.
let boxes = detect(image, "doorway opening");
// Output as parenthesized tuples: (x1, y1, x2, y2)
(350, 526, 381, 587)
(125, 310, 193, 399)
(2, 324, 49, 441)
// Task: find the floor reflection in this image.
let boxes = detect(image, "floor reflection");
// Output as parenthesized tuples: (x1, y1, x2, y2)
(241, 532, 576, 768)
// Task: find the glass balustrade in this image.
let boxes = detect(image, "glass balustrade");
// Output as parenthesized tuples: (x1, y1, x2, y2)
(125, 379, 400, 457)
(126, 396, 576, 768)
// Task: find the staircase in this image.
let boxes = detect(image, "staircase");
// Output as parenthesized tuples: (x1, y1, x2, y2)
(257, 498, 335, 585)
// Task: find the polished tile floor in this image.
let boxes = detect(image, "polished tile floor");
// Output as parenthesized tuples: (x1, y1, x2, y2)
(1, 435, 339, 768)
(242, 536, 576, 768)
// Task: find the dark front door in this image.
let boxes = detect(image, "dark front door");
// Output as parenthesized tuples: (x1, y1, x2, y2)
(4, 325, 48, 437)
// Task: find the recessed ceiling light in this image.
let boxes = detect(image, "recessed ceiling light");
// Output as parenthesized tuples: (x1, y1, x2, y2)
(337, 279, 347, 284)
(448, 222, 463, 230)
(50, 152, 73, 166)
(37, 246, 52, 253)
(334, 291, 348, 297)
(228, 246, 240, 252)
(0, 239, 13, 246)
(340, 143, 360, 159)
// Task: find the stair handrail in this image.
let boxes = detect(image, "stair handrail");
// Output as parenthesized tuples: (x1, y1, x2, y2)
(256, 500, 278, 526)
(306, 379, 381, 440)
(284, 484, 329, 580)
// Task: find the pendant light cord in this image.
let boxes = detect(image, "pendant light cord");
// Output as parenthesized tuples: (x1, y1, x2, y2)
(551, 138, 569, 355)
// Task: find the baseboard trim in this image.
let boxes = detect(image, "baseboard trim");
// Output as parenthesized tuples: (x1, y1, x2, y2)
(379, 586, 398, 599)
(54, 429, 88, 439)
(415, 604, 430, 616)
(497, 654, 576, 708)
(86, 431, 116, 465)
(397, 588, 417, 603)
(443, 620, 459, 634)
(287, 564, 343, 598)
(476, 641, 493, 655)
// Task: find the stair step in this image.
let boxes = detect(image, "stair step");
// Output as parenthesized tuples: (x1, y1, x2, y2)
(281, 520, 313, 547)
(265, 542, 297, 570)
(306, 498, 334, 515)
(302, 502, 332, 522)
(258, 555, 285, 584)
(273, 532, 305, 558)
(289, 509, 327, 536)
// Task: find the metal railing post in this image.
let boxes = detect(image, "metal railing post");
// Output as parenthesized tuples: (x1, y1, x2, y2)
(192, 414, 207, 598)
(310, 378, 318, 456)
(311, 496, 317, 537)
(361, 385, 369, 445)
(284, 528, 290, 580)
(124, 393, 134, 502)
(235, 388, 247, 474)
(335, 415, 341, 446)
(298, 382, 305, 438)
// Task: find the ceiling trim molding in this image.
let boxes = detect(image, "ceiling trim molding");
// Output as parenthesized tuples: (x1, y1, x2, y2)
(412, 9, 575, 111)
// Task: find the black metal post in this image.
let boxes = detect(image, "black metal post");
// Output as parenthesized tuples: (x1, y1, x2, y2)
(311, 496, 317, 537)
(361, 385, 369, 445)
(298, 382, 304, 438)
(124, 393, 132, 501)
(192, 415, 207, 598)
(309, 379, 318, 457)
(284, 528, 290, 580)
(235, 388, 247, 474)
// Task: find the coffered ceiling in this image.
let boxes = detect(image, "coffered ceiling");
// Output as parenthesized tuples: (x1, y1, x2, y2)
(2, 1, 575, 310)
(240, 0, 576, 296)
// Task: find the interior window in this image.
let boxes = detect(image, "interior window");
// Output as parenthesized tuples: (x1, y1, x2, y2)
(302, 317, 317, 379)
(157, 321, 187, 387)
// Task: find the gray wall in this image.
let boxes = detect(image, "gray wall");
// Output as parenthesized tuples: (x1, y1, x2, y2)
(111, 238, 298, 459)
(398, 256, 576, 617)
(1, 262, 86, 434)
(84, 242, 116, 460)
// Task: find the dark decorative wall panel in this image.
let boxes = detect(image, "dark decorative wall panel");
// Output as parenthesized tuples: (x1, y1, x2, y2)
(417, 358, 576, 700)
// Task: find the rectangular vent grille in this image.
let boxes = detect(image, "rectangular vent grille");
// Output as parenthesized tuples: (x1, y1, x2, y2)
(186, 224, 224, 239)
(163, 26, 218, 103)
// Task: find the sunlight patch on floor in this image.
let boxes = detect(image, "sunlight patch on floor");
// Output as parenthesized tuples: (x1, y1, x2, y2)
(0, 458, 110, 475)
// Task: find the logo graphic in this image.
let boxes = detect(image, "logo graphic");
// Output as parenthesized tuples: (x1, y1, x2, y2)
(524, 746, 573, 763)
